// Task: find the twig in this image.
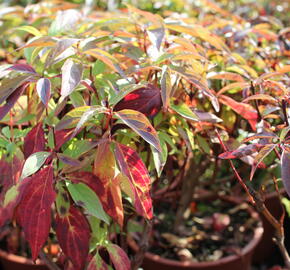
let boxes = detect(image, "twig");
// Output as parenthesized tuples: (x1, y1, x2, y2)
(216, 129, 290, 268)
(215, 130, 254, 204)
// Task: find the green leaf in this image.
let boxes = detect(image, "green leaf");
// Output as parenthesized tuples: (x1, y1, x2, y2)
(16, 26, 42, 37)
(3, 184, 19, 207)
(151, 133, 167, 176)
(170, 100, 198, 121)
(20, 152, 51, 180)
(55, 182, 70, 218)
(88, 216, 108, 250)
(282, 197, 290, 217)
(56, 106, 91, 131)
(66, 181, 110, 224)
(160, 66, 171, 109)
(63, 140, 99, 159)
(92, 60, 106, 76)
(71, 106, 108, 137)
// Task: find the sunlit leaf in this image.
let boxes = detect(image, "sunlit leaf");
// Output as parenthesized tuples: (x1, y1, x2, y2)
(243, 94, 277, 103)
(20, 152, 51, 180)
(84, 48, 120, 73)
(21, 36, 56, 49)
(71, 106, 108, 137)
(166, 24, 230, 53)
(114, 143, 153, 219)
(171, 67, 219, 111)
(115, 109, 161, 152)
(219, 95, 258, 131)
(208, 72, 245, 82)
(16, 25, 42, 37)
(36, 78, 51, 106)
(151, 133, 167, 176)
(45, 38, 78, 67)
(147, 26, 165, 51)
(170, 100, 198, 121)
(114, 84, 162, 117)
(94, 142, 123, 226)
(160, 66, 171, 109)
(49, 9, 82, 35)
(61, 59, 83, 97)
(56, 106, 91, 131)
(217, 82, 249, 96)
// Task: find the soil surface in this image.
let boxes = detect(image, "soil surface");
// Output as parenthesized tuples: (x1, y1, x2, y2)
(149, 199, 258, 262)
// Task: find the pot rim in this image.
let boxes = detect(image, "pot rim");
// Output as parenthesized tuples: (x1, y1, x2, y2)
(129, 195, 264, 268)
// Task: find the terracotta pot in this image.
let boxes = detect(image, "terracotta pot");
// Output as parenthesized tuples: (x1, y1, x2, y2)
(129, 196, 263, 270)
(0, 249, 48, 270)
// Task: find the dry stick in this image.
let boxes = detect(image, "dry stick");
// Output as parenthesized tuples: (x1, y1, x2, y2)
(216, 130, 290, 268)
(39, 250, 61, 270)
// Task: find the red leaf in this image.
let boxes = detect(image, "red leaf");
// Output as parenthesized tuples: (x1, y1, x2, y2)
(219, 144, 263, 159)
(87, 252, 110, 270)
(7, 64, 36, 74)
(0, 84, 27, 120)
(114, 84, 162, 117)
(0, 156, 23, 201)
(0, 179, 29, 227)
(0, 156, 24, 226)
(17, 165, 56, 260)
(106, 244, 131, 270)
(54, 128, 74, 150)
(55, 205, 90, 270)
(23, 123, 46, 159)
(114, 143, 153, 219)
(219, 95, 258, 131)
(94, 142, 123, 227)
(250, 144, 276, 180)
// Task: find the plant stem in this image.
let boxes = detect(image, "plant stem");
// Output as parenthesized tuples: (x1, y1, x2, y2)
(173, 156, 209, 234)
(131, 220, 152, 270)
(39, 250, 61, 270)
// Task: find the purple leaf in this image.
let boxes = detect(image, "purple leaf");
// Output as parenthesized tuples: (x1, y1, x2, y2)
(7, 64, 37, 74)
(36, 78, 51, 106)
(281, 150, 290, 197)
(0, 84, 27, 120)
